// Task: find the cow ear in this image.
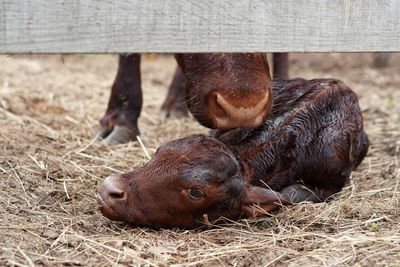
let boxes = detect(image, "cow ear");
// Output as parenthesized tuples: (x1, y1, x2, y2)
(241, 186, 288, 217)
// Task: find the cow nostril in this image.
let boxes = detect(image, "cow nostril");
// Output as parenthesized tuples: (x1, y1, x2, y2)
(208, 93, 229, 119)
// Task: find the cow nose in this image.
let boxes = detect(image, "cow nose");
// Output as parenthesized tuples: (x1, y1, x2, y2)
(208, 91, 271, 129)
(102, 175, 126, 200)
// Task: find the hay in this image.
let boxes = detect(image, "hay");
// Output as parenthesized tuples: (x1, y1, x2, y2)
(0, 53, 399, 266)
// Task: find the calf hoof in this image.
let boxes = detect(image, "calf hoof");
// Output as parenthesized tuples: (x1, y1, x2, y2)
(280, 184, 321, 203)
(97, 125, 139, 145)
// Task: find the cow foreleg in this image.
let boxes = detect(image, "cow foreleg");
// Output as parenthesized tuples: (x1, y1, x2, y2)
(98, 54, 142, 144)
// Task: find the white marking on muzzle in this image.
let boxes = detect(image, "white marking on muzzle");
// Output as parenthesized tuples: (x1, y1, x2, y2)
(215, 93, 270, 128)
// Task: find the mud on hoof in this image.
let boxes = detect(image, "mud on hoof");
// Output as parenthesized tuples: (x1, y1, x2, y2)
(97, 125, 139, 145)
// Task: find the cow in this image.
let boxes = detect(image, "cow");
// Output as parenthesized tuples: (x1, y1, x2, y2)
(98, 53, 289, 144)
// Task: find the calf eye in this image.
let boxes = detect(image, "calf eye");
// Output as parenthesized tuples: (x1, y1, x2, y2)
(188, 189, 204, 200)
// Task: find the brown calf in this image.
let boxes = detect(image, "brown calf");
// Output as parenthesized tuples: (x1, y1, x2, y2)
(98, 53, 288, 144)
(97, 78, 368, 229)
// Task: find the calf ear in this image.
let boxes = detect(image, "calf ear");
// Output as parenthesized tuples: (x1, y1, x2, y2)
(241, 186, 288, 217)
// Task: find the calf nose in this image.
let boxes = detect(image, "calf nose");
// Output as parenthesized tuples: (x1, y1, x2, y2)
(101, 175, 126, 200)
(208, 91, 271, 129)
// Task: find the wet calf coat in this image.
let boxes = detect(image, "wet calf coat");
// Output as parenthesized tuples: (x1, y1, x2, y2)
(99, 53, 288, 144)
(97, 78, 369, 229)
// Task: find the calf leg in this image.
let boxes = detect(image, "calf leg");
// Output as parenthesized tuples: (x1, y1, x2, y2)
(161, 66, 188, 118)
(272, 53, 289, 80)
(98, 54, 142, 144)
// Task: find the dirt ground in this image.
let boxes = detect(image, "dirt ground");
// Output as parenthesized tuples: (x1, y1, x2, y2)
(0, 53, 399, 266)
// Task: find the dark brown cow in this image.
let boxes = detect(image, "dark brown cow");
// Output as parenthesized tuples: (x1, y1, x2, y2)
(98, 53, 289, 144)
(97, 78, 368, 229)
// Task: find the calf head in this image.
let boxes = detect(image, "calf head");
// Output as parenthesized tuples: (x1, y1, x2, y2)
(97, 136, 286, 229)
(175, 53, 272, 129)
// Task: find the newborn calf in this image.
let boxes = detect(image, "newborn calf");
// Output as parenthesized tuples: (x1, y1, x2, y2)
(97, 78, 369, 229)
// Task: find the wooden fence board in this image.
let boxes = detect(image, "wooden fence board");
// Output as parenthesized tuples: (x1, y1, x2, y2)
(0, 0, 399, 53)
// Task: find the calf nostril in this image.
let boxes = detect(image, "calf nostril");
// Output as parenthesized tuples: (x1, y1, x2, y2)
(102, 175, 126, 200)
(109, 189, 125, 199)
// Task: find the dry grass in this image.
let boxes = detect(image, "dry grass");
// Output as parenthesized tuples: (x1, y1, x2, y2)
(0, 53, 399, 266)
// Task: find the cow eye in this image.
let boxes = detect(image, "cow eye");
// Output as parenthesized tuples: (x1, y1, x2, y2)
(188, 189, 204, 200)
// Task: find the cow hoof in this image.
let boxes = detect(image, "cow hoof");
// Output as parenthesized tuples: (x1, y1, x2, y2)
(160, 108, 188, 120)
(373, 53, 390, 68)
(160, 101, 189, 119)
(96, 125, 139, 144)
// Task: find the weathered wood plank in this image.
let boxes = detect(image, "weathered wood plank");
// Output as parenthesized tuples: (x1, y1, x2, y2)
(0, 0, 399, 53)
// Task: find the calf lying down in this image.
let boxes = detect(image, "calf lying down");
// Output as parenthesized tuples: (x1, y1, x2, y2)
(97, 78, 369, 229)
